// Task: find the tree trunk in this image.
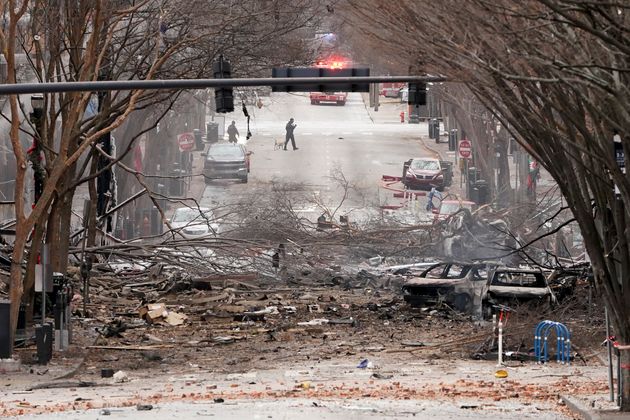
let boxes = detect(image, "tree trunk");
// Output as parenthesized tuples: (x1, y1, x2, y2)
(50, 166, 77, 274)
(9, 227, 27, 347)
(496, 136, 510, 208)
(21, 217, 46, 324)
(621, 348, 630, 410)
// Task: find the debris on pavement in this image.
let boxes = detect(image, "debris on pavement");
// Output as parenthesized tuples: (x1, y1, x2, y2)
(113, 370, 129, 383)
(357, 359, 373, 369)
(139, 303, 188, 326)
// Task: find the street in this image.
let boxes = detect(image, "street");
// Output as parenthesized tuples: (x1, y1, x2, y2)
(201, 92, 436, 223)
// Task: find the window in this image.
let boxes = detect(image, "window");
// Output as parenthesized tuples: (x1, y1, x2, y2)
(472, 267, 488, 281)
(208, 144, 243, 159)
(423, 264, 447, 278)
(444, 264, 469, 279)
(411, 159, 439, 170)
(491, 271, 546, 287)
(172, 208, 213, 224)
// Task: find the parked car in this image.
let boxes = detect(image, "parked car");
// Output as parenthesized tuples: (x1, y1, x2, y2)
(381, 87, 401, 98)
(433, 199, 476, 223)
(380, 82, 405, 98)
(203, 143, 250, 183)
(169, 207, 220, 238)
(485, 267, 557, 313)
(402, 263, 557, 318)
(403, 157, 447, 190)
(309, 92, 347, 105)
(402, 263, 490, 313)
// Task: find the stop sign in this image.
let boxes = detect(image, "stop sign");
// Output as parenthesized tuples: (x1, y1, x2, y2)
(177, 132, 195, 152)
(459, 139, 472, 159)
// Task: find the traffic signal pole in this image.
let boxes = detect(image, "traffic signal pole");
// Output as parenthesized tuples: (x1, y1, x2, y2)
(0, 76, 445, 95)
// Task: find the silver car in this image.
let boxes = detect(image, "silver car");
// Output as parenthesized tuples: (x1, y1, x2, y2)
(169, 207, 220, 238)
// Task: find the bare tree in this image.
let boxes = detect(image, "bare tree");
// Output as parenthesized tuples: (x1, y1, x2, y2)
(339, 0, 630, 409)
(2, 0, 327, 352)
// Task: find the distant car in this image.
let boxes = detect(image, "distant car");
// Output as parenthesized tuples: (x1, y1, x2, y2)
(433, 199, 476, 222)
(170, 207, 220, 238)
(310, 92, 347, 105)
(381, 87, 401, 98)
(203, 143, 250, 184)
(403, 157, 446, 190)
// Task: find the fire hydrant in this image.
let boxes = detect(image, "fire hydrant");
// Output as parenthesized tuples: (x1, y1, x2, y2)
(400, 111, 405, 123)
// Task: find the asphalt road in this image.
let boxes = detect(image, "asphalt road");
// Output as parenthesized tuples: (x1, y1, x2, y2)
(201, 92, 436, 221)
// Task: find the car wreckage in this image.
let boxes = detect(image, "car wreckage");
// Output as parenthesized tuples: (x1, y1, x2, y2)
(401, 262, 559, 318)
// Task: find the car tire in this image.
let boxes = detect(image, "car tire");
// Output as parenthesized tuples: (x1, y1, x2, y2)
(204, 176, 211, 184)
(311, 99, 316, 105)
(337, 101, 345, 106)
(241, 176, 248, 184)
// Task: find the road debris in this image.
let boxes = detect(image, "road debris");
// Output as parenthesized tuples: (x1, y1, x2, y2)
(113, 370, 129, 383)
(357, 359, 373, 369)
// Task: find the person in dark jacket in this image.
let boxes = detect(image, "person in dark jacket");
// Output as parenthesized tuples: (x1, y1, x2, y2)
(227, 121, 239, 143)
(284, 118, 298, 150)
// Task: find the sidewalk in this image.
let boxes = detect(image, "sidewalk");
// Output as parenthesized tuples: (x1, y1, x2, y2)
(360, 95, 556, 203)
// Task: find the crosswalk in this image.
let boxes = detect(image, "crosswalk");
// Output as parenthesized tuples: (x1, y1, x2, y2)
(255, 131, 374, 137)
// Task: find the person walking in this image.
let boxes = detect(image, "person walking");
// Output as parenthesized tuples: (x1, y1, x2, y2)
(284, 118, 298, 150)
(227, 121, 239, 143)
(426, 186, 442, 212)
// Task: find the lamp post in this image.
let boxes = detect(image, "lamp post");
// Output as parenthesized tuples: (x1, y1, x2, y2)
(28, 94, 53, 364)
(28, 94, 45, 204)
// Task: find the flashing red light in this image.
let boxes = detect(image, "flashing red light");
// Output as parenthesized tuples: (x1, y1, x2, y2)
(330, 61, 343, 69)
(315, 56, 350, 69)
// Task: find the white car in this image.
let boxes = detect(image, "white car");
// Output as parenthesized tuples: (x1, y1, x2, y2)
(169, 207, 220, 238)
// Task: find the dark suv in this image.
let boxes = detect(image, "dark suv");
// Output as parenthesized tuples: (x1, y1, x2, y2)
(203, 143, 250, 184)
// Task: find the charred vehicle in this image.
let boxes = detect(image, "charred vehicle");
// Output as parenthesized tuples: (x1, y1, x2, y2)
(401, 263, 490, 313)
(484, 268, 557, 312)
(402, 263, 557, 318)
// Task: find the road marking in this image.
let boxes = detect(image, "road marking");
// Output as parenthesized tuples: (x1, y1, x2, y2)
(361, 132, 373, 135)
(322, 132, 332, 136)
(303, 132, 313, 135)
(262, 133, 271, 136)
(342, 131, 352, 135)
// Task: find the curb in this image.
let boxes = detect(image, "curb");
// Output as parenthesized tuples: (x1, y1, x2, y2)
(561, 395, 600, 420)
(419, 134, 444, 160)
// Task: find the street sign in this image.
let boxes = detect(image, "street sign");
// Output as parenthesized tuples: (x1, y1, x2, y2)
(177, 132, 195, 152)
(459, 139, 472, 159)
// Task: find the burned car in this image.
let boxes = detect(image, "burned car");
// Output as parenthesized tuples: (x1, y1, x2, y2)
(401, 263, 490, 313)
(402, 263, 557, 318)
(485, 267, 556, 311)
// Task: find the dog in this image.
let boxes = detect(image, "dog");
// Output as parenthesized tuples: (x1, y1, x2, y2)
(274, 137, 285, 150)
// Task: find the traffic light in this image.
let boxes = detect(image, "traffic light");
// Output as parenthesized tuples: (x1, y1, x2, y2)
(408, 82, 427, 106)
(271, 67, 370, 92)
(213, 55, 234, 113)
